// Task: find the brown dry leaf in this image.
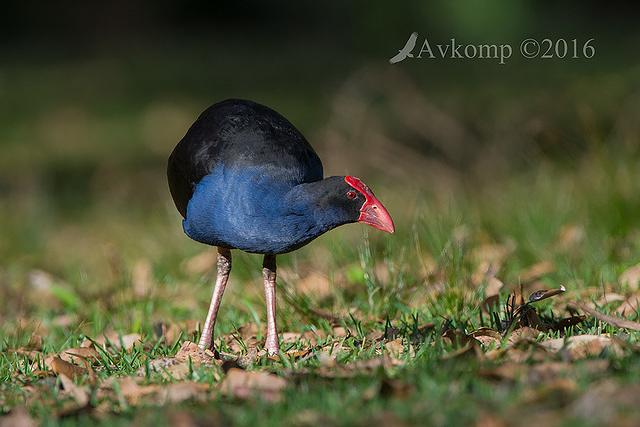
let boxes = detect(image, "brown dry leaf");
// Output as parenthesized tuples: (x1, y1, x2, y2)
(593, 293, 627, 307)
(112, 376, 151, 405)
(366, 330, 385, 342)
(55, 346, 101, 368)
(331, 325, 349, 338)
(442, 329, 475, 348)
(316, 356, 403, 378)
(136, 357, 191, 379)
(556, 224, 585, 251)
(379, 377, 414, 399)
(472, 328, 502, 349)
(25, 332, 44, 351)
(296, 271, 332, 299)
(384, 338, 404, 358)
(619, 263, 640, 290)
(49, 357, 96, 386)
(614, 292, 640, 317)
(351, 356, 403, 370)
(110, 376, 210, 406)
(0, 407, 37, 427)
(183, 250, 217, 275)
(308, 307, 343, 323)
(58, 373, 90, 408)
(520, 261, 556, 284)
(132, 258, 154, 298)
(573, 301, 640, 331)
(480, 294, 500, 314)
(174, 340, 218, 365)
(441, 342, 482, 361)
(507, 327, 541, 345)
(154, 381, 210, 405)
(155, 320, 200, 344)
(237, 322, 259, 340)
(540, 335, 625, 360)
(478, 363, 520, 382)
(471, 243, 511, 272)
(485, 276, 504, 297)
(219, 368, 287, 402)
(95, 332, 142, 352)
(12, 347, 45, 364)
(298, 330, 326, 347)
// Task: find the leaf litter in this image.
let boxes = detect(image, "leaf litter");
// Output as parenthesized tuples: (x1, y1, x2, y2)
(4, 261, 640, 424)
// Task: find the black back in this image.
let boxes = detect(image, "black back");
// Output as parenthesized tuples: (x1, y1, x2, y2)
(167, 99, 324, 218)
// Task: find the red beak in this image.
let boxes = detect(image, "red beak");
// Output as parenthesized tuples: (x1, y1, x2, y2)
(345, 176, 395, 234)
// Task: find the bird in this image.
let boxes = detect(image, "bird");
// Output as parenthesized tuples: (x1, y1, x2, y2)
(167, 99, 395, 355)
(389, 31, 418, 64)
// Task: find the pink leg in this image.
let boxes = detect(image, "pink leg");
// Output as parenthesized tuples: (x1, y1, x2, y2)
(198, 247, 232, 350)
(263, 254, 280, 355)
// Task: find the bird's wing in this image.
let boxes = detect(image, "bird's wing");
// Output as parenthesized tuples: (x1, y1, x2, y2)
(168, 99, 323, 218)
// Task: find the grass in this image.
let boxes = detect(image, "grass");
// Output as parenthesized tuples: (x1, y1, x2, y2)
(2, 34, 640, 425)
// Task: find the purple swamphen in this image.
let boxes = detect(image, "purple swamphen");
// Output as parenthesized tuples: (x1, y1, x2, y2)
(168, 99, 395, 355)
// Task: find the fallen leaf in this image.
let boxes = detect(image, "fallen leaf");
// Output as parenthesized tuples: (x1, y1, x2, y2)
(384, 338, 405, 358)
(379, 377, 414, 399)
(174, 340, 217, 365)
(110, 376, 210, 406)
(472, 328, 502, 349)
(308, 307, 342, 323)
(614, 292, 640, 317)
(58, 373, 90, 408)
(0, 407, 37, 427)
(594, 293, 627, 307)
(520, 261, 556, 284)
(480, 294, 500, 314)
(237, 323, 259, 340)
(619, 263, 640, 290)
(219, 368, 287, 402)
(54, 346, 101, 368)
(183, 251, 217, 275)
(573, 301, 640, 331)
(132, 258, 154, 298)
(95, 332, 142, 351)
(136, 357, 191, 379)
(556, 224, 585, 251)
(25, 332, 44, 351)
(441, 342, 481, 360)
(296, 271, 332, 299)
(442, 330, 475, 348)
(49, 357, 96, 386)
(332, 325, 349, 338)
(153, 381, 210, 405)
(540, 334, 625, 360)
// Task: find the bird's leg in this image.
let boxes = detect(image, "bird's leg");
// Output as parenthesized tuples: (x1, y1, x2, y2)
(198, 247, 232, 350)
(262, 254, 280, 355)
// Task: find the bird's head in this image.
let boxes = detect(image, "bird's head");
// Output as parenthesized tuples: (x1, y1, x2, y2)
(344, 176, 395, 234)
(286, 175, 395, 239)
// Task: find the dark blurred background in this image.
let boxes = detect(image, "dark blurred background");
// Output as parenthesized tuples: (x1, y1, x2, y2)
(0, 0, 639, 278)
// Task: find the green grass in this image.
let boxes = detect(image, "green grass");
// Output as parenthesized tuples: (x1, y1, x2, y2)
(2, 34, 640, 425)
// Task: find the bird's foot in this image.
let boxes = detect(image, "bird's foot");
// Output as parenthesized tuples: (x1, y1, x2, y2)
(264, 335, 280, 356)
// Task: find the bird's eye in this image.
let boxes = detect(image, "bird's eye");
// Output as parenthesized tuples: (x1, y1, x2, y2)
(347, 191, 357, 199)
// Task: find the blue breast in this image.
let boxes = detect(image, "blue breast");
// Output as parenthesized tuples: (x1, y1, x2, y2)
(182, 167, 322, 254)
